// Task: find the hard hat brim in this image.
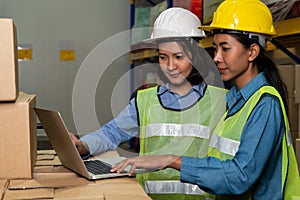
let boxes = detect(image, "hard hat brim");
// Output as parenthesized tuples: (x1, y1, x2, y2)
(143, 36, 206, 44)
(198, 25, 277, 36)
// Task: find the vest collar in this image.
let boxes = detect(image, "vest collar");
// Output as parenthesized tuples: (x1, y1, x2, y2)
(158, 82, 206, 97)
(226, 72, 269, 111)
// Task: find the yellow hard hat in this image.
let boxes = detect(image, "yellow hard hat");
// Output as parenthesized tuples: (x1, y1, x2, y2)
(200, 0, 276, 36)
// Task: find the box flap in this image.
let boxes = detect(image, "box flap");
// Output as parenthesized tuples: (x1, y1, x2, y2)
(16, 92, 36, 103)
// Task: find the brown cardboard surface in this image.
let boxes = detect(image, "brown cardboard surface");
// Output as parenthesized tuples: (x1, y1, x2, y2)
(0, 18, 18, 101)
(34, 151, 79, 179)
(104, 194, 152, 200)
(3, 188, 54, 200)
(55, 182, 148, 199)
(3, 149, 149, 200)
(289, 96, 299, 132)
(0, 179, 9, 200)
(95, 177, 138, 184)
(35, 155, 61, 166)
(37, 154, 55, 161)
(0, 92, 36, 179)
(278, 64, 295, 97)
(33, 172, 79, 180)
(52, 166, 74, 173)
(296, 65, 300, 103)
(37, 149, 56, 155)
(8, 178, 93, 190)
(34, 165, 54, 173)
(291, 131, 299, 150)
(33, 166, 79, 180)
(278, 65, 299, 131)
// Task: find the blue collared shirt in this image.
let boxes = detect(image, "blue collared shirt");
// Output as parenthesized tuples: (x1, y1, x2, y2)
(81, 82, 206, 155)
(180, 72, 285, 199)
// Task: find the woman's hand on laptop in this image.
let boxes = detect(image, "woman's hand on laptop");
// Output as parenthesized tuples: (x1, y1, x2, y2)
(69, 133, 89, 155)
(110, 155, 182, 176)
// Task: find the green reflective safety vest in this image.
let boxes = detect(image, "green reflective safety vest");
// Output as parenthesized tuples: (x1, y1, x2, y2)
(208, 86, 300, 200)
(135, 85, 227, 200)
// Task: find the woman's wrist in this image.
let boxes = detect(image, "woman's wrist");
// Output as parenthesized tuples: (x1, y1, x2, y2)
(168, 155, 182, 170)
(77, 141, 89, 155)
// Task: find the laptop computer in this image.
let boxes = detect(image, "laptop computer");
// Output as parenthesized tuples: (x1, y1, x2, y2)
(34, 107, 148, 180)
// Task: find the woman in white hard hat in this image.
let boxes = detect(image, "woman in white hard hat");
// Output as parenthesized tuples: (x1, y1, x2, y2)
(71, 7, 226, 199)
(112, 1, 300, 199)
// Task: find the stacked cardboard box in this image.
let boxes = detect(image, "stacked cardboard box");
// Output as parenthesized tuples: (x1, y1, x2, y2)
(278, 64, 300, 173)
(0, 18, 18, 101)
(0, 18, 37, 179)
(0, 150, 151, 199)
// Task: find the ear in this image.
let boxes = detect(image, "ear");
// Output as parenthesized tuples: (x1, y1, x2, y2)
(248, 44, 260, 61)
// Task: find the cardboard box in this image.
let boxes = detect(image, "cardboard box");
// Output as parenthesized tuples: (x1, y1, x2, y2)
(289, 97, 299, 132)
(5, 172, 149, 199)
(278, 65, 299, 131)
(54, 183, 150, 199)
(0, 92, 37, 179)
(278, 64, 295, 97)
(1, 149, 150, 200)
(291, 131, 299, 149)
(0, 18, 19, 101)
(105, 194, 152, 200)
(3, 188, 54, 200)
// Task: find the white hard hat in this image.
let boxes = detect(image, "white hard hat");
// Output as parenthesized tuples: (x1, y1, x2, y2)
(144, 7, 206, 43)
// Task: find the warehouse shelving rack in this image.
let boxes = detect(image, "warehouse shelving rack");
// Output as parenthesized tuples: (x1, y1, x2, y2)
(200, 16, 300, 64)
(130, 0, 172, 94)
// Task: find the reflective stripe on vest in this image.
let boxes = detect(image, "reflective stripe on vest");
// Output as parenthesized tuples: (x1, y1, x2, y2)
(209, 133, 240, 156)
(144, 123, 210, 139)
(208, 85, 300, 199)
(145, 180, 207, 195)
(136, 85, 227, 198)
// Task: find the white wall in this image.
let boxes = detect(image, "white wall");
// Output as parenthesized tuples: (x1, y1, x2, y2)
(0, 0, 131, 135)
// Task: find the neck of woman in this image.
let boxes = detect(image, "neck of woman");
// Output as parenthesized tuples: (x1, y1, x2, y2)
(169, 81, 193, 97)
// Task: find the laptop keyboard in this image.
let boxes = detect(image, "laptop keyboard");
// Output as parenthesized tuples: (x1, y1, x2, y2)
(84, 160, 113, 175)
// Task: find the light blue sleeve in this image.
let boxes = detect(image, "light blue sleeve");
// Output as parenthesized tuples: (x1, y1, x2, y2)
(80, 98, 139, 155)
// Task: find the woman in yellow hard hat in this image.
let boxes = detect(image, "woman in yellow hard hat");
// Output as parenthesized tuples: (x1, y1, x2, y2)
(112, 0, 300, 199)
(71, 7, 227, 199)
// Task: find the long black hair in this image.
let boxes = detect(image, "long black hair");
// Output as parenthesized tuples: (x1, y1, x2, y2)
(230, 33, 289, 115)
